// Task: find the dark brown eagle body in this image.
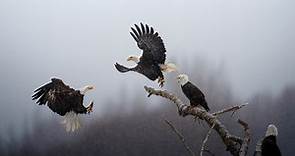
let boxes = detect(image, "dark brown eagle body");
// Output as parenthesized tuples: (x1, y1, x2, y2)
(181, 81, 210, 111)
(136, 50, 164, 81)
(261, 135, 281, 156)
(115, 23, 167, 86)
(32, 78, 89, 116)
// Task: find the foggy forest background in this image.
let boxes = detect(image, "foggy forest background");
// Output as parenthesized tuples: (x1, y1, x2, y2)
(1, 0, 295, 155)
(1, 59, 294, 156)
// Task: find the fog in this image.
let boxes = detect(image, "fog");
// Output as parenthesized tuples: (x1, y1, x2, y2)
(0, 0, 294, 153)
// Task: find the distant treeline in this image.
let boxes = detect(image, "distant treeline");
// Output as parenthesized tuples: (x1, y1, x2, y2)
(1, 61, 294, 156)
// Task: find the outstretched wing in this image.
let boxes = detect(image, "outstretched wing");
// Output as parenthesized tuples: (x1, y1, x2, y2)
(130, 23, 166, 64)
(114, 63, 132, 73)
(32, 78, 84, 116)
(114, 62, 162, 81)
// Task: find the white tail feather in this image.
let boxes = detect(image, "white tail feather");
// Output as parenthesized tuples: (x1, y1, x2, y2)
(160, 63, 177, 73)
(61, 111, 81, 132)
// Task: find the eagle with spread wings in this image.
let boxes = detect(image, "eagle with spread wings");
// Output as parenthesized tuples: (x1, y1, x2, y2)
(115, 23, 177, 87)
(32, 78, 94, 132)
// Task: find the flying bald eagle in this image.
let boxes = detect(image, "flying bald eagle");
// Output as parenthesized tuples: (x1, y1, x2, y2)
(115, 23, 177, 87)
(177, 74, 210, 112)
(32, 78, 94, 132)
(254, 124, 282, 156)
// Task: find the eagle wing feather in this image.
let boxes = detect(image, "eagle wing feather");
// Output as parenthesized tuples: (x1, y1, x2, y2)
(32, 78, 85, 116)
(130, 23, 166, 64)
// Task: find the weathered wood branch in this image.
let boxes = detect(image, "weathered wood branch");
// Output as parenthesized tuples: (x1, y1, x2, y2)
(144, 86, 250, 156)
(164, 119, 196, 156)
(200, 122, 215, 156)
(203, 149, 215, 156)
(238, 119, 251, 156)
(212, 103, 248, 116)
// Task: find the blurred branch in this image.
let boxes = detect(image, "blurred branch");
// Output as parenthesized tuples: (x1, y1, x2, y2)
(200, 122, 216, 156)
(238, 119, 251, 156)
(212, 103, 248, 116)
(203, 149, 215, 156)
(164, 119, 196, 156)
(144, 86, 250, 156)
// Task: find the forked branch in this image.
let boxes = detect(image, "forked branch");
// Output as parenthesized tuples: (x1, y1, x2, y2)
(200, 122, 216, 156)
(212, 103, 249, 116)
(164, 119, 196, 156)
(144, 86, 250, 156)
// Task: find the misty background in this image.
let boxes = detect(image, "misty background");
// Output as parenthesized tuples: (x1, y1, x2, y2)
(0, 0, 294, 155)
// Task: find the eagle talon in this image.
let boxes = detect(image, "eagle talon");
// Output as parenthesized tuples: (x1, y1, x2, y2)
(158, 77, 165, 88)
(179, 106, 191, 117)
(86, 102, 94, 114)
(147, 93, 153, 97)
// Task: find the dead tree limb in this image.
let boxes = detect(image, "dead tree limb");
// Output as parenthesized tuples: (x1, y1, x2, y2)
(238, 119, 251, 156)
(203, 149, 215, 156)
(144, 86, 250, 156)
(212, 103, 248, 116)
(164, 119, 196, 156)
(200, 122, 216, 156)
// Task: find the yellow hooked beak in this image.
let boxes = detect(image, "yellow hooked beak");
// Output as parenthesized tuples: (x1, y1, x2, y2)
(89, 86, 95, 90)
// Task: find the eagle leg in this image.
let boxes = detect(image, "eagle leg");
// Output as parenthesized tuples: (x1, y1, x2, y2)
(158, 77, 165, 88)
(180, 105, 192, 117)
(86, 101, 94, 114)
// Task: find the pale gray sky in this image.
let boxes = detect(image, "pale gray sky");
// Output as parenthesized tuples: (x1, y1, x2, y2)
(0, 0, 294, 134)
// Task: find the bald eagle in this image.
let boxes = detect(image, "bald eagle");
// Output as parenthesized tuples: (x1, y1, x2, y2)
(115, 23, 177, 87)
(177, 74, 210, 112)
(32, 78, 94, 132)
(255, 124, 281, 156)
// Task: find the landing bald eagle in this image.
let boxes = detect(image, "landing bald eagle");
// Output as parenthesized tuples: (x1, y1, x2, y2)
(255, 124, 281, 156)
(177, 74, 210, 112)
(115, 23, 177, 87)
(32, 78, 94, 132)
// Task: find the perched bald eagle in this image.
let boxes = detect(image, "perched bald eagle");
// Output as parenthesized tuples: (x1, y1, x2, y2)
(254, 124, 282, 156)
(115, 23, 177, 87)
(32, 78, 94, 132)
(177, 74, 210, 112)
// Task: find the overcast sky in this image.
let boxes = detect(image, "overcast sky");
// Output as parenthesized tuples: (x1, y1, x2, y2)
(0, 0, 294, 135)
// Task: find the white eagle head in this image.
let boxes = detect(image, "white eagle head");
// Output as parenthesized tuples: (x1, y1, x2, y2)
(265, 124, 278, 137)
(177, 74, 189, 86)
(127, 55, 140, 64)
(80, 85, 95, 95)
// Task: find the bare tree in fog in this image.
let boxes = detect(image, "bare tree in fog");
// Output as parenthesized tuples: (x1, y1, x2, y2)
(144, 86, 250, 156)
(1, 58, 292, 156)
(141, 58, 286, 156)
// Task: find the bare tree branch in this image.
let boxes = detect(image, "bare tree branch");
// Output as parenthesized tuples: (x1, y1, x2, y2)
(164, 119, 196, 156)
(200, 122, 216, 156)
(212, 103, 248, 116)
(144, 86, 250, 156)
(228, 135, 243, 145)
(238, 119, 251, 156)
(203, 149, 215, 156)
